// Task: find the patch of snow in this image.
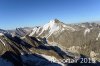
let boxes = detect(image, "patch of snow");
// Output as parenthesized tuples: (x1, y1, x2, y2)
(11, 32, 16, 37)
(0, 33, 4, 36)
(49, 23, 59, 33)
(61, 24, 76, 31)
(29, 27, 37, 36)
(40, 54, 57, 62)
(61, 28, 65, 32)
(65, 26, 76, 31)
(46, 26, 59, 38)
(38, 28, 44, 36)
(62, 24, 67, 27)
(90, 51, 98, 58)
(96, 31, 100, 40)
(39, 54, 65, 66)
(90, 51, 99, 63)
(36, 27, 41, 34)
(44, 20, 57, 30)
(84, 28, 90, 36)
(0, 39, 6, 46)
(46, 33, 52, 38)
(21, 36, 26, 39)
(21, 52, 24, 55)
(21, 54, 64, 66)
(29, 27, 41, 36)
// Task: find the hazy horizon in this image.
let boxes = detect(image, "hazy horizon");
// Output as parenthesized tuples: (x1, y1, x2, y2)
(0, 0, 100, 29)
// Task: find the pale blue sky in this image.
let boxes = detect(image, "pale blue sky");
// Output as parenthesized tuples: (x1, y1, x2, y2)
(0, 0, 100, 29)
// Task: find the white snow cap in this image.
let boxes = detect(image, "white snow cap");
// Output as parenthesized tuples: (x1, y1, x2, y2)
(39, 19, 76, 37)
(30, 19, 76, 37)
(43, 19, 60, 30)
(38, 19, 60, 36)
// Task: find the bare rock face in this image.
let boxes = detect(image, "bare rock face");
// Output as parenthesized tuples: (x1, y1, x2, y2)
(0, 31, 76, 66)
(0, 19, 100, 66)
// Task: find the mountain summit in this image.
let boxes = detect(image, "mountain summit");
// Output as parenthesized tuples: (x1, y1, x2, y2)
(30, 19, 76, 38)
(0, 19, 100, 66)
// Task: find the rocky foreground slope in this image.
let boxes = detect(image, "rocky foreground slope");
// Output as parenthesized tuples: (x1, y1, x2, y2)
(0, 19, 100, 66)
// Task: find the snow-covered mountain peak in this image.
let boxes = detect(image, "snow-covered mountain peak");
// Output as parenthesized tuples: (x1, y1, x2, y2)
(30, 19, 76, 37)
(43, 19, 61, 30)
(50, 19, 60, 23)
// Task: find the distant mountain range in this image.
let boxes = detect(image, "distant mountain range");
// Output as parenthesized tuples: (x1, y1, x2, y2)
(0, 19, 100, 66)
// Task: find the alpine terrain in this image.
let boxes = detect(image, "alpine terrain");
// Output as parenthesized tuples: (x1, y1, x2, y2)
(0, 19, 100, 66)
